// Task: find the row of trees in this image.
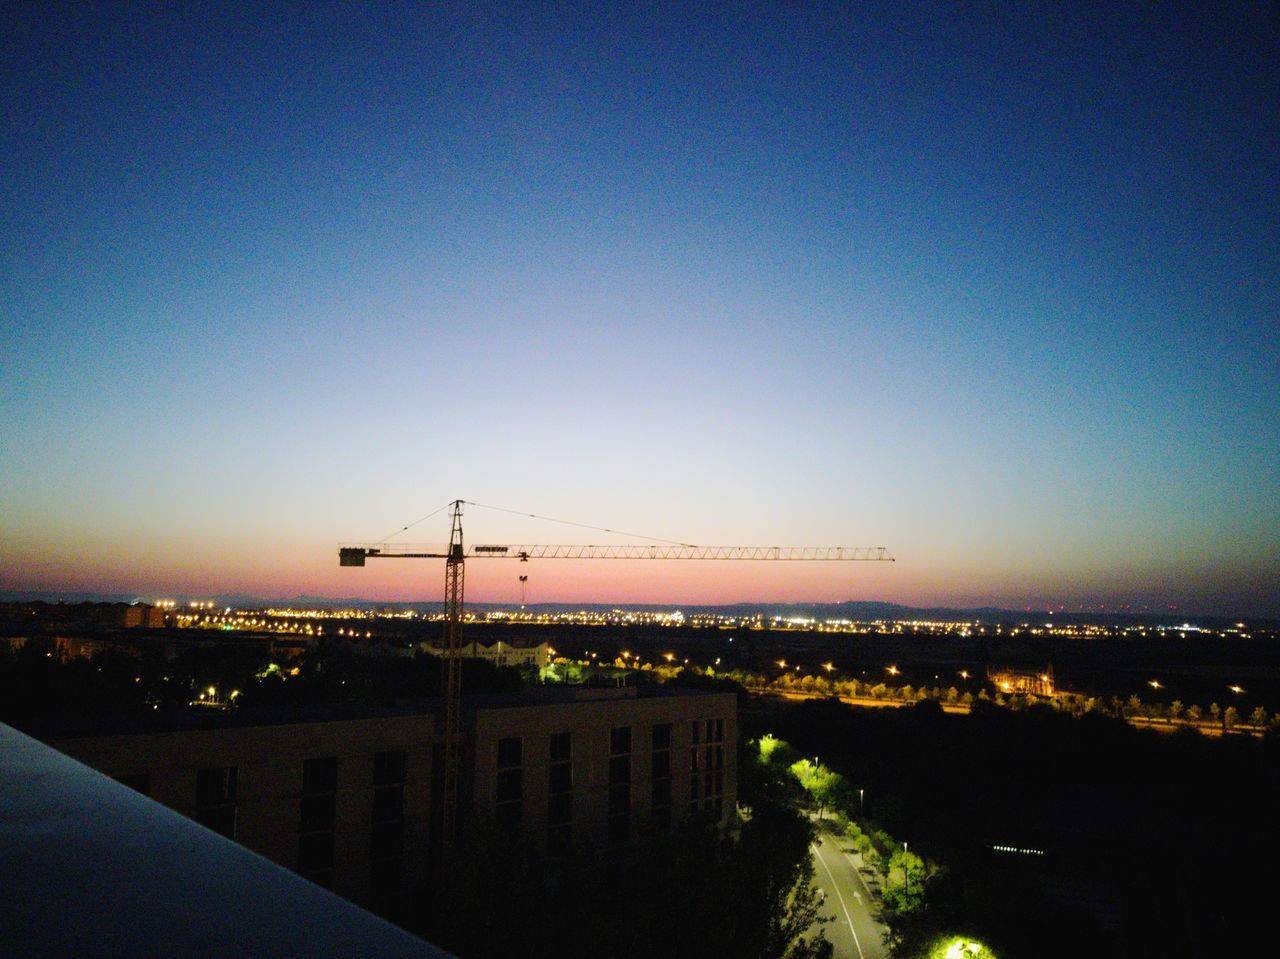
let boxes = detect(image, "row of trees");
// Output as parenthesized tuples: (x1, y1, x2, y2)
(717, 667, 1277, 733)
(755, 734, 950, 953)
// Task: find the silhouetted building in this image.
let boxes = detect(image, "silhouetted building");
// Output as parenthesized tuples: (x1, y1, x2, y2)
(419, 637, 551, 669)
(47, 686, 736, 917)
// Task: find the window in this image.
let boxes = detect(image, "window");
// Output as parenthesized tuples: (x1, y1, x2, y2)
(609, 783, 630, 816)
(497, 768, 523, 803)
(303, 757, 338, 795)
(652, 723, 672, 750)
(548, 731, 573, 855)
(549, 762, 572, 794)
(370, 750, 406, 916)
(608, 728, 631, 845)
(609, 754, 631, 784)
(548, 823, 572, 855)
(549, 793, 572, 825)
(652, 805, 671, 832)
(299, 792, 336, 832)
(298, 757, 338, 886)
(497, 736, 523, 769)
(652, 751, 670, 779)
(197, 766, 237, 806)
(298, 832, 334, 872)
(496, 800, 522, 832)
(651, 723, 672, 832)
(371, 820, 403, 860)
(550, 731, 572, 762)
(372, 786, 402, 823)
(373, 750, 406, 787)
(195, 766, 237, 839)
(689, 716, 728, 821)
(652, 778, 671, 807)
(494, 738, 523, 834)
(610, 726, 631, 756)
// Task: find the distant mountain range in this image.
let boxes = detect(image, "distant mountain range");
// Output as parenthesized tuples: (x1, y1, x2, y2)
(1, 590, 1267, 627)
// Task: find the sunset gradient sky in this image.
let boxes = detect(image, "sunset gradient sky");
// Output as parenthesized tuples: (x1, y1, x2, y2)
(2, 4, 1276, 615)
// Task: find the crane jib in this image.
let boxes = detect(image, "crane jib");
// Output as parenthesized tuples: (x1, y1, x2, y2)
(339, 545, 893, 562)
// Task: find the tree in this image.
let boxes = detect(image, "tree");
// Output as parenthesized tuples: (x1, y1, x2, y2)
(1249, 706, 1268, 728)
(1224, 706, 1239, 729)
(1169, 700, 1184, 723)
(883, 848, 928, 919)
(1209, 703, 1221, 725)
(788, 759, 847, 818)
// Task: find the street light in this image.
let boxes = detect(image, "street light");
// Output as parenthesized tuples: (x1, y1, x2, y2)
(903, 842, 910, 900)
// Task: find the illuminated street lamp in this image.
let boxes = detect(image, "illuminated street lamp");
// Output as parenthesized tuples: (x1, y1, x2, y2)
(1229, 685, 1245, 695)
(886, 665, 900, 677)
(823, 662, 835, 673)
(903, 841, 911, 900)
(1148, 679, 1162, 690)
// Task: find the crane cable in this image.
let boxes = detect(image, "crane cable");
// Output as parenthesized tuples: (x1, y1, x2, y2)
(375, 501, 454, 544)
(464, 500, 697, 548)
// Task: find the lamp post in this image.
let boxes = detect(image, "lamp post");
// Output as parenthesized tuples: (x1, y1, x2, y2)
(903, 842, 910, 900)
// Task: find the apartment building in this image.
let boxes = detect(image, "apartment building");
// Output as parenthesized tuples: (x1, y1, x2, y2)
(47, 686, 736, 916)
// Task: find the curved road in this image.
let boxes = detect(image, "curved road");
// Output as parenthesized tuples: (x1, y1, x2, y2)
(809, 820, 889, 959)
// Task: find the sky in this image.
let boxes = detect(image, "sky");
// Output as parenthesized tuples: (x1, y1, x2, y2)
(2, 2, 1277, 616)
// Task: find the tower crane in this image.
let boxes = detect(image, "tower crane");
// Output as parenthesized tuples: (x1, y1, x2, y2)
(339, 499, 893, 847)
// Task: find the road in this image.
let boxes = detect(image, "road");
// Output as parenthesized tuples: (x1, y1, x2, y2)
(808, 819, 889, 959)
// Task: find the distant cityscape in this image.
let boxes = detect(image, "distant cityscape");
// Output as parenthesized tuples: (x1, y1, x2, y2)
(3, 594, 1271, 640)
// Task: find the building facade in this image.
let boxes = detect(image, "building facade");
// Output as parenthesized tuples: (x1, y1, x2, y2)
(48, 686, 736, 916)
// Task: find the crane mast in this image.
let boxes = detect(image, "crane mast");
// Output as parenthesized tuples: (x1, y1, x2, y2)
(339, 498, 893, 849)
(441, 501, 464, 846)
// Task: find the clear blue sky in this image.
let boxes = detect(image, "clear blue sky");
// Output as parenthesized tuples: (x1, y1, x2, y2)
(2, 2, 1276, 615)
